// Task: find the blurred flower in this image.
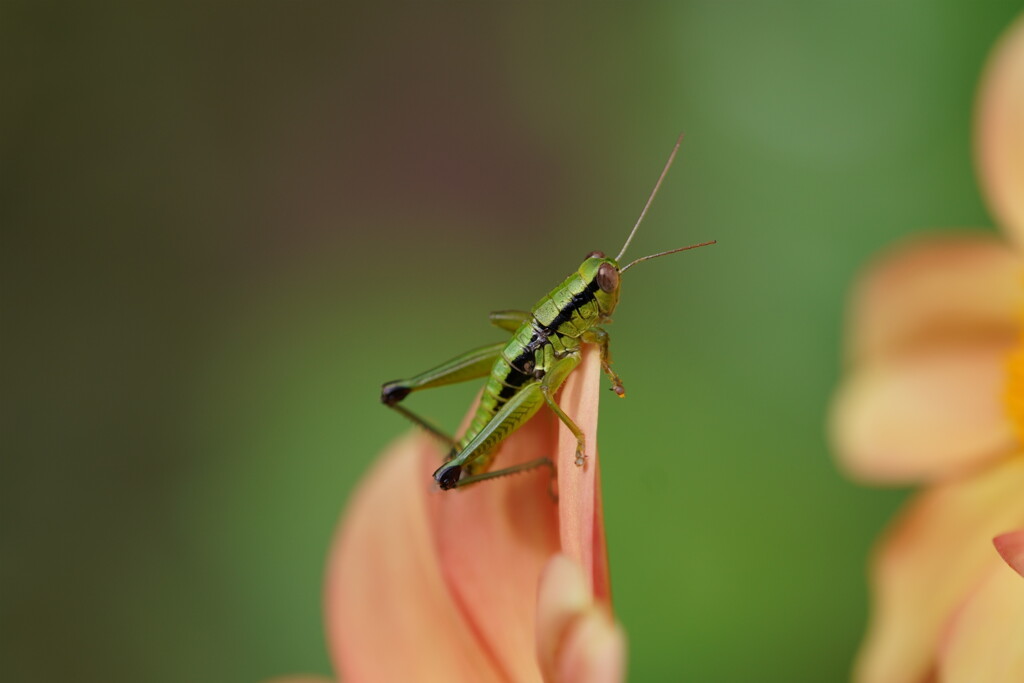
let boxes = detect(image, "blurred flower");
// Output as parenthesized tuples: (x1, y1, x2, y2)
(829, 14, 1024, 683)
(321, 346, 625, 683)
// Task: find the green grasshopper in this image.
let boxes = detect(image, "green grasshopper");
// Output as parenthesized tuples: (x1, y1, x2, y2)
(381, 135, 715, 490)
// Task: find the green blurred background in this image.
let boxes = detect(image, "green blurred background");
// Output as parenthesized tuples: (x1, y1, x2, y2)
(4, 3, 1019, 681)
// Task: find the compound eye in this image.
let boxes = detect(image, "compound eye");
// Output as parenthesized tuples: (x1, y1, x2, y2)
(596, 262, 619, 293)
(586, 250, 605, 259)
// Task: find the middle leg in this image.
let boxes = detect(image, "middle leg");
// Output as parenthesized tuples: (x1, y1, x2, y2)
(538, 352, 589, 466)
(581, 326, 625, 397)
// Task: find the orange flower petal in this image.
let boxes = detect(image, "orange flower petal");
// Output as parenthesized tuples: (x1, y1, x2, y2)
(977, 13, 1024, 247)
(854, 456, 1024, 683)
(844, 235, 1021, 364)
(937, 561, 1024, 682)
(428, 398, 561, 682)
(325, 433, 506, 682)
(554, 347, 609, 599)
(327, 346, 608, 682)
(428, 345, 605, 681)
(536, 555, 626, 683)
(994, 529, 1024, 577)
(830, 340, 1017, 483)
(536, 554, 596, 681)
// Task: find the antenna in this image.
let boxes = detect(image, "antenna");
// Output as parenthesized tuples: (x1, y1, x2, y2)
(615, 132, 685, 262)
(619, 240, 717, 274)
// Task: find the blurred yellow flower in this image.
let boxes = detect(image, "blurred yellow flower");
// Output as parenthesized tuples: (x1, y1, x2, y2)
(829, 13, 1024, 683)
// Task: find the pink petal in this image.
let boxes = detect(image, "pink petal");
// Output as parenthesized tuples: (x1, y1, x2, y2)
(853, 457, 1024, 683)
(977, 12, 1024, 248)
(830, 340, 1017, 484)
(428, 399, 561, 682)
(429, 345, 605, 681)
(844, 235, 1021, 365)
(536, 554, 626, 683)
(937, 561, 1024, 682)
(994, 529, 1024, 577)
(326, 346, 609, 682)
(325, 433, 506, 682)
(536, 554, 596, 682)
(555, 347, 609, 599)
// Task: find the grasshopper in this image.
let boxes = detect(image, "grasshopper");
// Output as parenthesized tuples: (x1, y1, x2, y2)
(381, 135, 715, 490)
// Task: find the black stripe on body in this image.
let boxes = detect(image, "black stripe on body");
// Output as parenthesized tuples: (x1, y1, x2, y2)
(540, 278, 601, 334)
(508, 328, 546, 371)
(496, 367, 531, 401)
(485, 330, 546, 413)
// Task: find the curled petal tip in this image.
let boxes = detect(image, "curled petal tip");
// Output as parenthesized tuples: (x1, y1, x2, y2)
(993, 529, 1024, 577)
(538, 554, 592, 618)
(536, 555, 626, 683)
(536, 555, 592, 680)
(556, 609, 627, 683)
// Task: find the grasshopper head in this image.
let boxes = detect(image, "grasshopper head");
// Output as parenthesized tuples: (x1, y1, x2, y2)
(579, 250, 621, 316)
